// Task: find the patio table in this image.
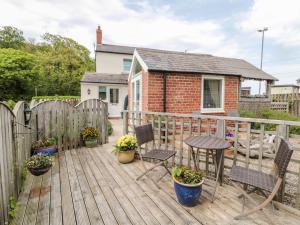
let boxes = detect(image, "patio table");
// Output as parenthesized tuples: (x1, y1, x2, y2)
(184, 135, 232, 202)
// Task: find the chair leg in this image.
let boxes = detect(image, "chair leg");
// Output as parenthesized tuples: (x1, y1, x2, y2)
(232, 179, 282, 225)
(136, 161, 164, 181)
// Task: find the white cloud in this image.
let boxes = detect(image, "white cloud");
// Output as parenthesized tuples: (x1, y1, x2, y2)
(0, 0, 230, 55)
(241, 0, 300, 47)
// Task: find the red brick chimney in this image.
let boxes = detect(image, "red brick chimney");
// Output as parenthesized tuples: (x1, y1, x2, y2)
(96, 25, 102, 45)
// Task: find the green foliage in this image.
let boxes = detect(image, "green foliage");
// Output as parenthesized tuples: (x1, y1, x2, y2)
(240, 109, 300, 134)
(114, 135, 137, 152)
(0, 48, 38, 101)
(6, 99, 16, 110)
(0, 26, 25, 49)
(108, 121, 113, 136)
(82, 127, 99, 140)
(32, 96, 80, 100)
(0, 26, 95, 101)
(25, 154, 53, 169)
(31, 137, 56, 150)
(20, 164, 28, 192)
(7, 196, 17, 223)
(172, 166, 203, 184)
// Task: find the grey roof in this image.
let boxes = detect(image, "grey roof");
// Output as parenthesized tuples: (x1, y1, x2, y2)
(96, 44, 135, 55)
(81, 73, 128, 84)
(272, 84, 299, 88)
(136, 48, 278, 81)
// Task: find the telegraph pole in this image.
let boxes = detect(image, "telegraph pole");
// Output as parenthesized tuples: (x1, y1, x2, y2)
(257, 27, 268, 95)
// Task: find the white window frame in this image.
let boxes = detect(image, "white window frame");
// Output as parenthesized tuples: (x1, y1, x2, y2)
(201, 75, 225, 113)
(131, 74, 142, 112)
(123, 58, 132, 73)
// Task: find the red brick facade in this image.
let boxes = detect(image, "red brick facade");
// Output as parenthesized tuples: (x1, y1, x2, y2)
(129, 70, 239, 115)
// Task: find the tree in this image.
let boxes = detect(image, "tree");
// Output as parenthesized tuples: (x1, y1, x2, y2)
(0, 26, 25, 49)
(0, 48, 37, 100)
(35, 33, 94, 95)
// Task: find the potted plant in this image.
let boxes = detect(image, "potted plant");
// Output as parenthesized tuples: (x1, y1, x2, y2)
(172, 166, 204, 207)
(114, 135, 137, 163)
(25, 154, 53, 176)
(31, 137, 57, 155)
(82, 127, 99, 148)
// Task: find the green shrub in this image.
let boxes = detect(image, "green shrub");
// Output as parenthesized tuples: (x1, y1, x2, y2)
(108, 121, 113, 136)
(6, 99, 16, 110)
(240, 109, 300, 134)
(172, 166, 203, 184)
(32, 96, 80, 101)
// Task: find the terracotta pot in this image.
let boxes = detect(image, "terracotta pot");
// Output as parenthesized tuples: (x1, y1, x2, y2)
(117, 150, 135, 164)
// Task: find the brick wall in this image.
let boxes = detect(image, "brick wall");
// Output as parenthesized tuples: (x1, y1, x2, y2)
(129, 71, 239, 115)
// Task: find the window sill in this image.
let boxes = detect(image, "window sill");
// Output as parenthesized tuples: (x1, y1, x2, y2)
(200, 108, 225, 114)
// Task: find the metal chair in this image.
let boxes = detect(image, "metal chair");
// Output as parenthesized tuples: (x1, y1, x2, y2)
(134, 124, 176, 187)
(229, 138, 293, 224)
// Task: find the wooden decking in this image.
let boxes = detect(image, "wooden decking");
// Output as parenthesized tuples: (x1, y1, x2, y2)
(13, 122, 300, 225)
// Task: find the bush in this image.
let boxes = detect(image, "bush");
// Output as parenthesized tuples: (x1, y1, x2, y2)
(108, 121, 113, 136)
(32, 96, 80, 101)
(240, 109, 300, 134)
(6, 99, 16, 110)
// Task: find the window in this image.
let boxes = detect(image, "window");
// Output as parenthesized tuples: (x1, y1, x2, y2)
(201, 76, 224, 112)
(110, 88, 119, 104)
(123, 59, 132, 72)
(99, 86, 107, 100)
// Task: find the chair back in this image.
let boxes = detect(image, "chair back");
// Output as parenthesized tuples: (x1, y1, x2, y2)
(274, 138, 293, 178)
(134, 124, 155, 146)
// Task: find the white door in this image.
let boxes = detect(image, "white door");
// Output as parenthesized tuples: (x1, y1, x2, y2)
(131, 76, 142, 112)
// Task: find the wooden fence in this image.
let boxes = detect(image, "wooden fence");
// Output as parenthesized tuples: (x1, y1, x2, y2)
(29, 99, 108, 151)
(123, 110, 300, 208)
(0, 99, 108, 225)
(0, 102, 32, 225)
(271, 102, 289, 112)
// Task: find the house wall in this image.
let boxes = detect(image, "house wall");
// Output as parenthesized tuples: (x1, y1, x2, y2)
(129, 71, 239, 115)
(96, 52, 132, 74)
(81, 82, 127, 118)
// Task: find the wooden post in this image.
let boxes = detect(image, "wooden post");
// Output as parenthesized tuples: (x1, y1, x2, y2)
(277, 124, 288, 202)
(123, 111, 128, 135)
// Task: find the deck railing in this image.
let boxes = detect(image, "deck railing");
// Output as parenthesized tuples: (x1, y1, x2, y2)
(123, 110, 300, 209)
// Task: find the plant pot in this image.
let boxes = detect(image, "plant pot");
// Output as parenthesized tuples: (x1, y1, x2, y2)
(28, 164, 52, 176)
(117, 150, 135, 164)
(173, 177, 204, 207)
(32, 145, 57, 156)
(85, 139, 98, 148)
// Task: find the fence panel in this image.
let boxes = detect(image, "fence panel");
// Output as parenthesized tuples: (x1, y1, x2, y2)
(271, 102, 289, 112)
(30, 99, 108, 151)
(0, 102, 32, 225)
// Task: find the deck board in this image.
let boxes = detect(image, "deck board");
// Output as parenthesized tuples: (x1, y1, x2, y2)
(12, 120, 300, 225)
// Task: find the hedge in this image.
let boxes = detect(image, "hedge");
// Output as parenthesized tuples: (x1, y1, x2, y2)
(32, 96, 80, 101)
(240, 109, 300, 135)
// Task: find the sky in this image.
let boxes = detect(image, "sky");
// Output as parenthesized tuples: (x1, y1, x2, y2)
(1, 0, 300, 94)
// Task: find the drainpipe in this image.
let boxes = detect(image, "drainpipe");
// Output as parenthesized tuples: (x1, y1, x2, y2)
(163, 73, 167, 112)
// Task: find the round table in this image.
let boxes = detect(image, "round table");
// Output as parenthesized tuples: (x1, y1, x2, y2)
(184, 135, 232, 202)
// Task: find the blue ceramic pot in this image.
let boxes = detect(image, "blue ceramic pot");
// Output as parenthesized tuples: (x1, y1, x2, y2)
(32, 146, 57, 156)
(173, 177, 204, 207)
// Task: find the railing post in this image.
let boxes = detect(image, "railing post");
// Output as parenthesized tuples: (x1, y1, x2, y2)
(277, 124, 288, 202)
(216, 119, 225, 138)
(122, 111, 128, 135)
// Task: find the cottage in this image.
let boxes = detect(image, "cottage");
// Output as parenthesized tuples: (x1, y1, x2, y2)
(128, 48, 277, 115)
(81, 26, 135, 118)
